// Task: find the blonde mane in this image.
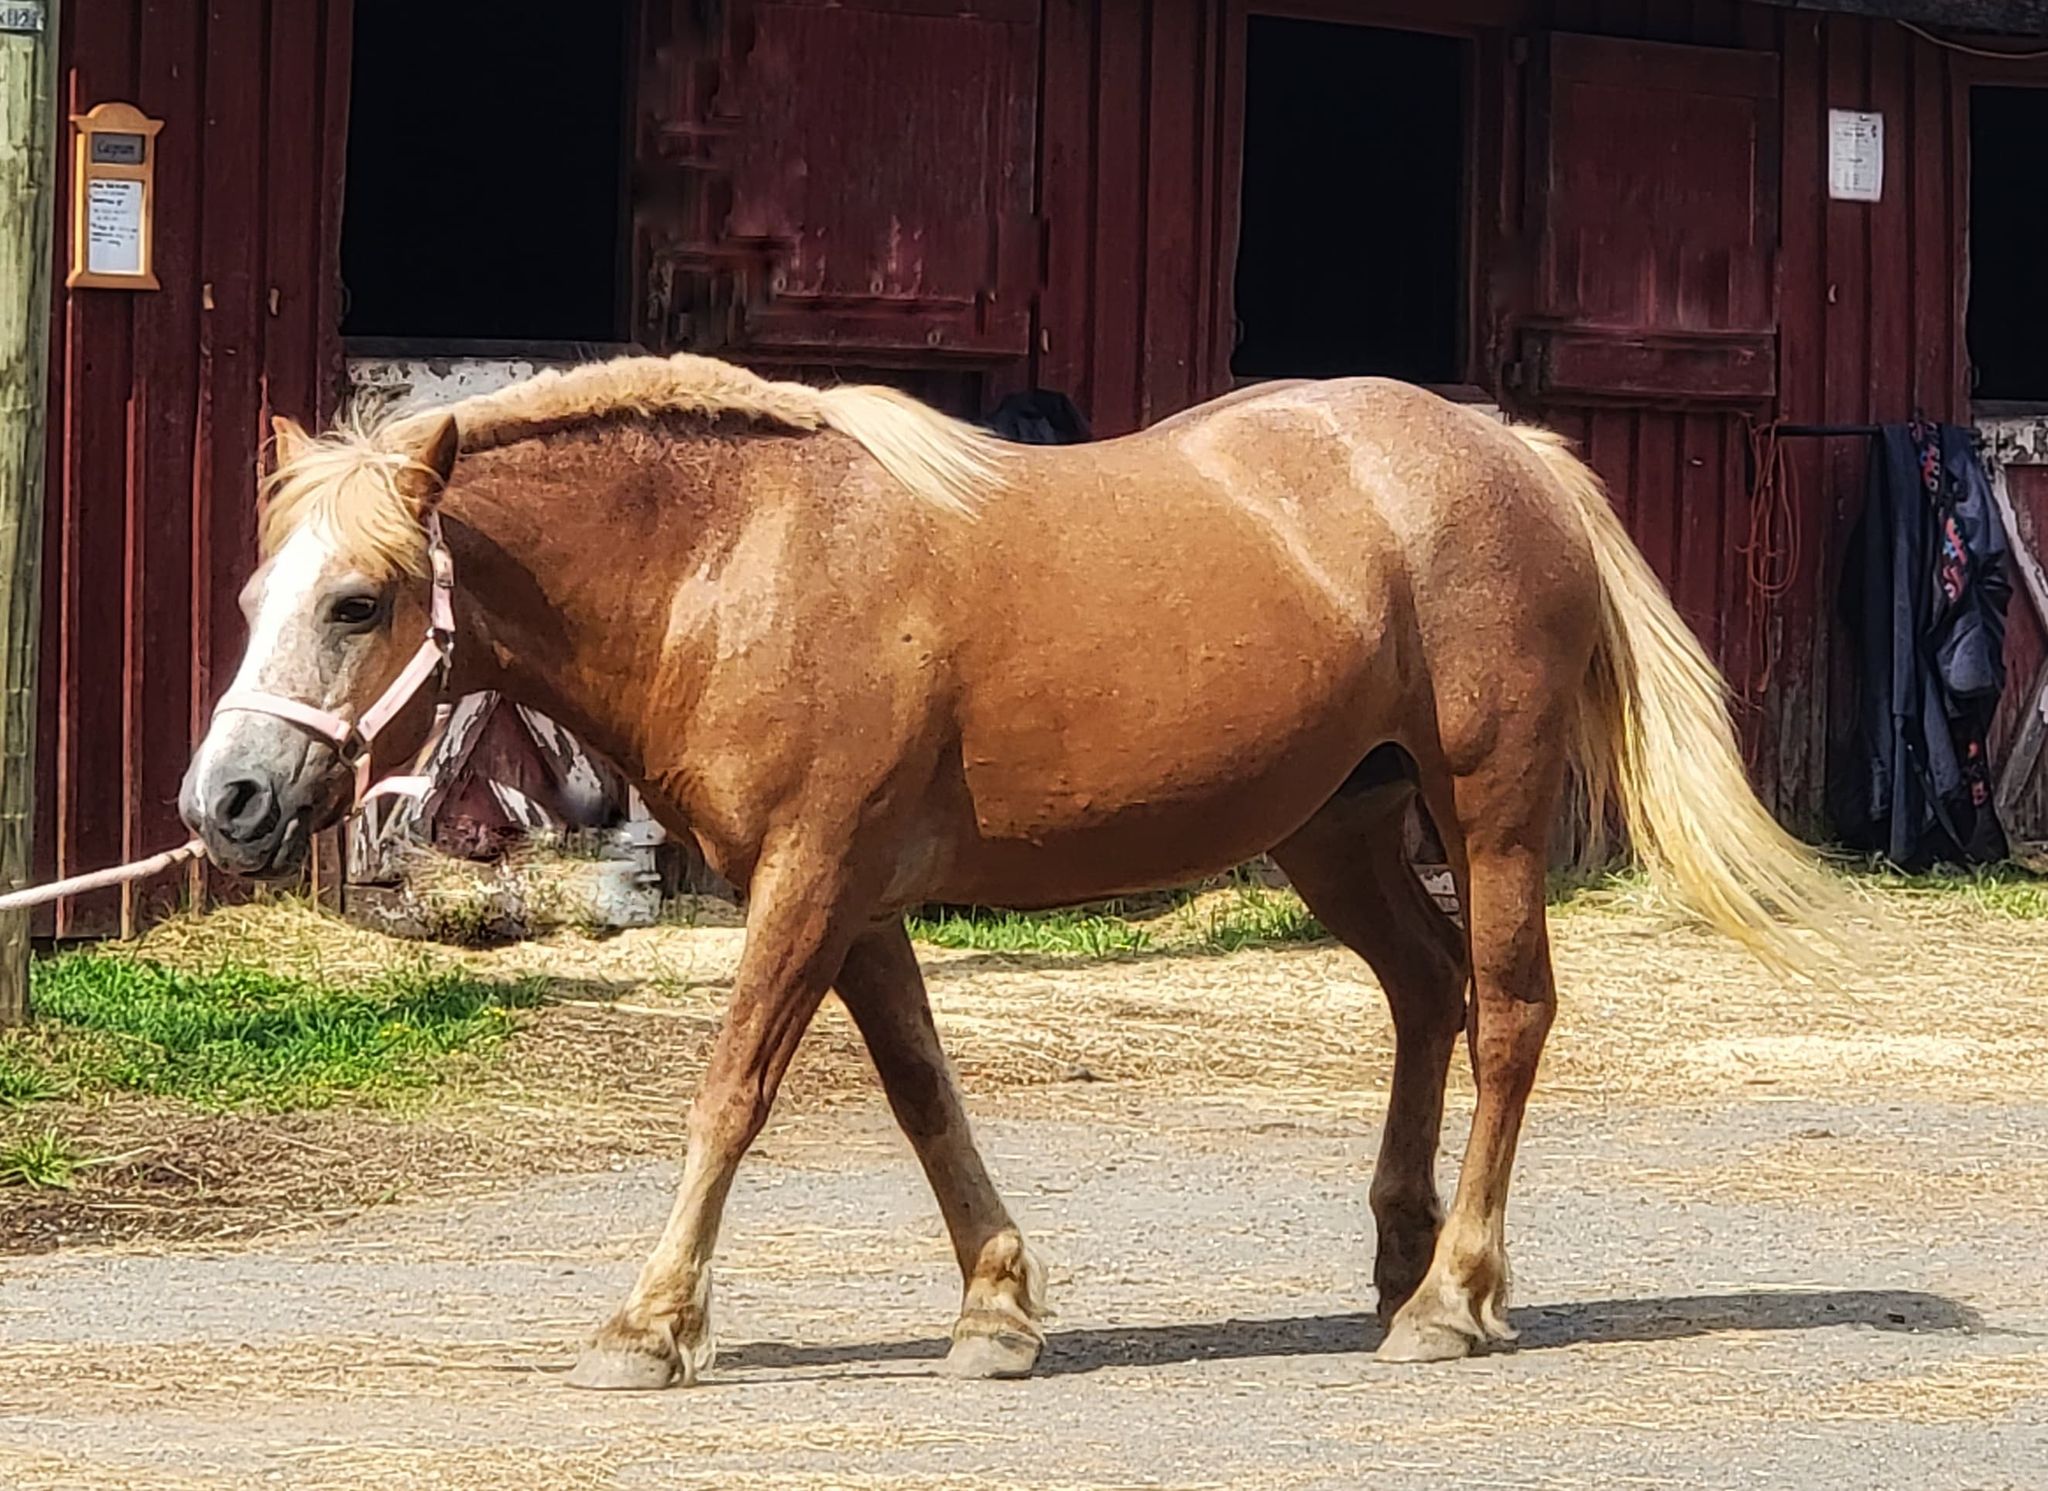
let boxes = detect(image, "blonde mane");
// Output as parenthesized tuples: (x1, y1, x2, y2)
(259, 411, 442, 579)
(261, 353, 1007, 577)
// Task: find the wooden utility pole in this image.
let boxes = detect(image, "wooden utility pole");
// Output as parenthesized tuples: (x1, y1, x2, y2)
(0, 0, 61, 1026)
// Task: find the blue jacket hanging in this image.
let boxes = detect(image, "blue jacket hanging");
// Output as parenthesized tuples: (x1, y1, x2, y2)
(1836, 422, 2012, 868)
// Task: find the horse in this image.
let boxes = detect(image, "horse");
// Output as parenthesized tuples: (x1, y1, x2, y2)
(179, 354, 1836, 1389)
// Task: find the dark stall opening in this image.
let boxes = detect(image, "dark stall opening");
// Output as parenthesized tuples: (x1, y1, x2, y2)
(1968, 86, 2048, 408)
(1232, 19, 1468, 385)
(341, 0, 631, 348)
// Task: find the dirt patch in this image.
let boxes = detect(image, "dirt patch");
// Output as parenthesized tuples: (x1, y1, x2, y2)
(0, 1103, 512, 1253)
(5, 882, 2047, 1254)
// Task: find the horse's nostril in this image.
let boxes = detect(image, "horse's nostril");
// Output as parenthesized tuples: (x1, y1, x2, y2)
(210, 776, 278, 841)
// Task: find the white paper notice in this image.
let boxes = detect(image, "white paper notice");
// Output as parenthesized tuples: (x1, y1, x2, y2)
(86, 178, 145, 275)
(1828, 109, 1883, 202)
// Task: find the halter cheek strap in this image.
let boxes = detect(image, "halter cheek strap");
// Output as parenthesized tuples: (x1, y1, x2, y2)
(212, 511, 459, 807)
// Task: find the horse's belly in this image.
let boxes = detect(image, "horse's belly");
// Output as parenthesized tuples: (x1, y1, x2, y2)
(935, 639, 1394, 906)
(931, 780, 1349, 908)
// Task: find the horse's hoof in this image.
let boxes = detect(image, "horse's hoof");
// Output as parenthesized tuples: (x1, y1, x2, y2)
(1375, 1314, 1475, 1364)
(566, 1329, 685, 1390)
(944, 1328, 1042, 1379)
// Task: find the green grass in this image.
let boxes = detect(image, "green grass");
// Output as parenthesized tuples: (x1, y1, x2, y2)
(1195, 879, 1326, 952)
(907, 878, 1334, 958)
(0, 1128, 85, 1189)
(1855, 864, 2048, 920)
(3, 951, 542, 1112)
(0, 1051, 61, 1108)
(906, 855, 2048, 961)
(908, 906, 1155, 957)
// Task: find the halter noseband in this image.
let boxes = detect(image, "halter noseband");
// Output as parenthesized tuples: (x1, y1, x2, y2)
(212, 510, 459, 807)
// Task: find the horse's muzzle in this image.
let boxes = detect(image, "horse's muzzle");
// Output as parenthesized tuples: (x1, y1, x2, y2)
(178, 730, 342, 879)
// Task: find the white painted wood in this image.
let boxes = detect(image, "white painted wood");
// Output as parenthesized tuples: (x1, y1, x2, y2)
(1985, 460, 2048, 633)
(1996, 661, 2048, 822)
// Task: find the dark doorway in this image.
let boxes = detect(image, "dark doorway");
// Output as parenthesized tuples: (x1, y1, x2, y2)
(1968, 86, 2048, 405)
(341, 0, 631, 346)
(1232, 19, 1468, 384)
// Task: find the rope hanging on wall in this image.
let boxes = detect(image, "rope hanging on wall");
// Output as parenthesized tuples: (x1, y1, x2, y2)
(1742, 419, 1805, 702)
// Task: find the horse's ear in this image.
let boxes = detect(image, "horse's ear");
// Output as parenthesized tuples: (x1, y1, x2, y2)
(395, 413, 460, 516)
(270, 415, 310, 470)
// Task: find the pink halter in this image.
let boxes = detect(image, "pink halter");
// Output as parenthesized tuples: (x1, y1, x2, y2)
(212, 510, 459, 806)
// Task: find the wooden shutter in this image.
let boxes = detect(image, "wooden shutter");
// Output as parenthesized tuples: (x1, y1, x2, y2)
(1511, 32, 1780, 407)
(633, 0, 1039, 364)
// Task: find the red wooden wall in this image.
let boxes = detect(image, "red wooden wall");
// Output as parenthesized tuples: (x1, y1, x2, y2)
(1530, 6, 1979, 826)
(1033, 0, 2034, 833)
(1036, 0, 1240, 435)
(36, 0, 2047, 942)
(41, 0, 353, 936)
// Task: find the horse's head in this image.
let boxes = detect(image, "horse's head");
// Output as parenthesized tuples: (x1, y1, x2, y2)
(179, 412, 459, 877)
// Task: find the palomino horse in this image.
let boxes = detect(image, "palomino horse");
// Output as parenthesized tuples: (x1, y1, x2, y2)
(180, 355, 1833, 1387)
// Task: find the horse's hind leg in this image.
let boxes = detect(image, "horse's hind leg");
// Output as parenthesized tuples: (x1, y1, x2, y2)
(836, 923, 1045, 1377)
(1272, 759, 1469, 1321)
(1378, 713, 1566, 1363)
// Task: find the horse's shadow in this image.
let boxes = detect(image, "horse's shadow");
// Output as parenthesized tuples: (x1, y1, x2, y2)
(716, 1288, 1985, 1378)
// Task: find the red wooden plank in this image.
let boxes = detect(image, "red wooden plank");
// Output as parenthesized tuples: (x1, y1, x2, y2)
(1630, 414, 1680, 598)
(311, 0, 356, 908)
(1207, 0, 1247, 396)
(32, 0, 82, 933)
(1944, 36, 1973, 416)
(1768, 5, 1826, 821)
(1586, 408, 1634, 532)
(1141, 3, 1200, 425)
(57, 8, 140, 937)
(123, 0, 207, 931)
(1907, 31, 1952, 417)
(1468, 24, 1509, 385)
(1866, 18, 1909, 424)
(1674, 412, 1721, 656)
(1717, 415, 1762, 760)
(1036, 0, 1096, 408)
(1819, 16, 1875, 837)
(1522, 328, 1776, 404)
(1186, 0, 1221, 409)
(1090, 0, 1146, 434)
(193, 0, 271, 914)
(265, 0, 323, 428)
(315, 0, 355, 421)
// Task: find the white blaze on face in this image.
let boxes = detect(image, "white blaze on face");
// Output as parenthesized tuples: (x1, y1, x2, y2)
(189, 523, 343, 786)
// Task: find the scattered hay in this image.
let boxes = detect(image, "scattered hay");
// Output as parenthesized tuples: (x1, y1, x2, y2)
(7, 875, 2046, 1250)
(1815, 1354, 2048, 1424)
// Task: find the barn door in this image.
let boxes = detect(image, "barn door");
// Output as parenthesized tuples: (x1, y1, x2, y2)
(1508, 32, 1780, 408)
(1502, 32, 1784, 744)
(632, 0, 1039, 366)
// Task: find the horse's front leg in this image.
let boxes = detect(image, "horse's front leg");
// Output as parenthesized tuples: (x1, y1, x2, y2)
(836, 922, 1046, 1377)
(568, 839, 855, 1390)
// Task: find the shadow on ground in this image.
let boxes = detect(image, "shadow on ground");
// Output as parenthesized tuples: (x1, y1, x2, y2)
(709, 1287, 1982, 1378)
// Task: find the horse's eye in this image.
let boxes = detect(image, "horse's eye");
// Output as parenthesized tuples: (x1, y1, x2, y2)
(327, 594, 381, 628)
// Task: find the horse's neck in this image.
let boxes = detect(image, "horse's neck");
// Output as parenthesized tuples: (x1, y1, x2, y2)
(442, 425, 812, 776)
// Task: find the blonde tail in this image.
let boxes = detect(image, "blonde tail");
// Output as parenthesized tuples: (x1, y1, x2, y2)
(1509, 424, 1842, 976)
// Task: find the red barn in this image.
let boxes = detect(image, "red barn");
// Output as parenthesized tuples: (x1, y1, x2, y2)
(37, 0, 2048, 932)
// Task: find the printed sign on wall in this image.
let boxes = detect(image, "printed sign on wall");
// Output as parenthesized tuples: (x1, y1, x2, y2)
(1827, 109, 1883, 203)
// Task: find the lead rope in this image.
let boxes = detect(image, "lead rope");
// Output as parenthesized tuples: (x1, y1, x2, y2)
(0, 514, 461, 917)
(0, 840, 206, 915)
